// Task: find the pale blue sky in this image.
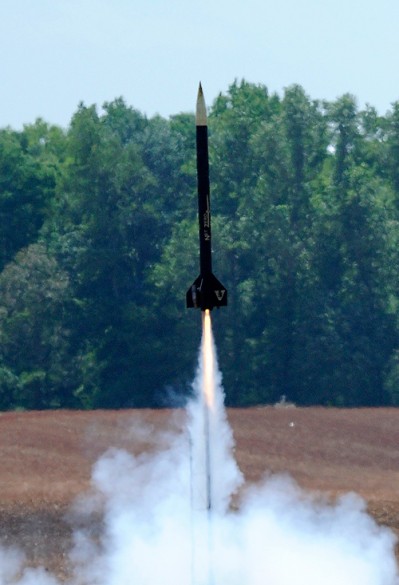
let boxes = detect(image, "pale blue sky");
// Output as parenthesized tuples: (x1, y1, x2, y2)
(1, 0, 399, 128)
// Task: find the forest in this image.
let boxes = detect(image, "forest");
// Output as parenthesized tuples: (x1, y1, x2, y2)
(1, 80, 399, 410)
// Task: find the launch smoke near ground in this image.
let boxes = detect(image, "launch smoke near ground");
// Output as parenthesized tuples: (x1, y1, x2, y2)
(0, 314, 399, 584)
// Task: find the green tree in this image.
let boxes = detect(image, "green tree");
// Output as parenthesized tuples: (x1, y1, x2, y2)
(1, 82, 399, 410)
(0, 244, 79, 409)
(0, 126, 61, 270)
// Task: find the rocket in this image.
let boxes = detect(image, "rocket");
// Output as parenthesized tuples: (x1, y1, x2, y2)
(186, 84, 227, 311)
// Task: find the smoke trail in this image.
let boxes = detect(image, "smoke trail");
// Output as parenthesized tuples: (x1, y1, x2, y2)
(1, 313, 398, 584)
(188, 309, 243, 514)
(187, 309, 243, 585)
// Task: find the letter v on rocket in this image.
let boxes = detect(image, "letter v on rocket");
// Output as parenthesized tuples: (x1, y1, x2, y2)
(186, 84, 227, 311)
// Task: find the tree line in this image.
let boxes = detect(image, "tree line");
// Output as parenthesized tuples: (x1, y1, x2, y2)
(1, 80, 399, 410)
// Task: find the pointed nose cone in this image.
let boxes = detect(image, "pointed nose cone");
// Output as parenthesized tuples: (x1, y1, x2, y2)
(196, 82, 207, 126)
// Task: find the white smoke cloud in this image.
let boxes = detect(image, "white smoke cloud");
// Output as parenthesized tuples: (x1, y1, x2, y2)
(0, 547, 60, 585)
(0, 548, 25, 584)
(0, 316, 398, 584)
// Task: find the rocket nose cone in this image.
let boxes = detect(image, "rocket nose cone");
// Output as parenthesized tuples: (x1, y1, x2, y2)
(196, 83, 207, 126)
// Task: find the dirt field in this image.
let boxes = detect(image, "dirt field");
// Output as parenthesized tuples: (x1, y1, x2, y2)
(0, 407, 398, 578)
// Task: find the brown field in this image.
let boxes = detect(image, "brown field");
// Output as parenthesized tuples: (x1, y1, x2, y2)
(1, 407, 399, 578)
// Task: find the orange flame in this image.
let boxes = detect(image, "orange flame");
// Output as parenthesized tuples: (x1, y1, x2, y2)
(202, 309, 215, 410)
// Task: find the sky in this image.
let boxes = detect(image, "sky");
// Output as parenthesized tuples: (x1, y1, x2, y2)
(1, 0, 399, 129)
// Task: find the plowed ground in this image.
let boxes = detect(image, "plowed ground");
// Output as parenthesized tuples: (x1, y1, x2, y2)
(0, 407, 398, 578)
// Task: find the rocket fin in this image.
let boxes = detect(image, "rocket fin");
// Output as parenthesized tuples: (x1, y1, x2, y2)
(186, 273, 227, 310)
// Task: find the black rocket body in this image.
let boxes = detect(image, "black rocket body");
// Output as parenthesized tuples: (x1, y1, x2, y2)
(186, 84, 227, 311)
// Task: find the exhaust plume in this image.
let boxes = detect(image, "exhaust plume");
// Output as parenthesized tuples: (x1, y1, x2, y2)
(68, 312, 397, 585)
(0, 313, 398, 584)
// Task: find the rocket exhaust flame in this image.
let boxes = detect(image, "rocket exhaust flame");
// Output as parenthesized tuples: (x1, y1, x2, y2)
(202, 309, 213, 516)
(189, 308, 241, 517)
(190, 307, 240, 585)
(202, 308, 217, 520)
(202, 309, 215, 411)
